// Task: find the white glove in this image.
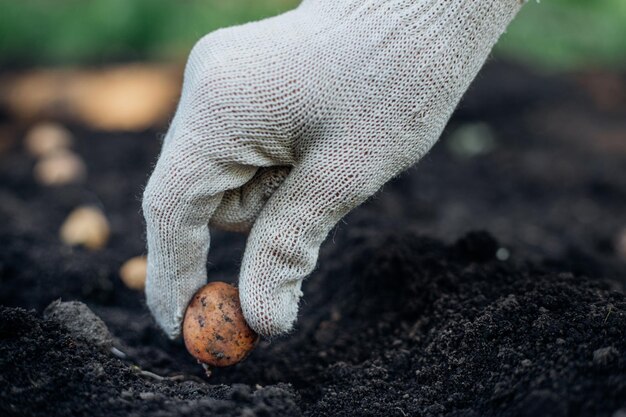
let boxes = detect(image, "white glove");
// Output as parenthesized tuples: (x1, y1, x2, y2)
(143, 0, 524, 339)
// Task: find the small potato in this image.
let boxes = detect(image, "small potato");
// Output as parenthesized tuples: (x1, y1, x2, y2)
(60, 206, 110, 250)
(119, 255, 147, 290)
(24, 122, 73, 157)
(183, 282, 259, 368)
(34, 150, 86, 186)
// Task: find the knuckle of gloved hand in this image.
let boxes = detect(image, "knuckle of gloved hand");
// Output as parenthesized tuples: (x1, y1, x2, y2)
(185, 29, 238, 91)
(186, 32, 222, 74)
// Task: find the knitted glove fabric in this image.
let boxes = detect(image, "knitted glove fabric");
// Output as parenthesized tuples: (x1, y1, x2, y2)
(143, 0, 525, 339)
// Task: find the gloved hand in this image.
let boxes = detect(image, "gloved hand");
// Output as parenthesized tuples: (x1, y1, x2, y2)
(143, 0, 524, 339)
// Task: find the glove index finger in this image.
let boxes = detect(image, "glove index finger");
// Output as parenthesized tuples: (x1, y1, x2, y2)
(142, 147, 257, 338)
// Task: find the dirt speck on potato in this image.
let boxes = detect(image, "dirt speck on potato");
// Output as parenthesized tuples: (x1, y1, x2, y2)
(183, 282, 259, 368)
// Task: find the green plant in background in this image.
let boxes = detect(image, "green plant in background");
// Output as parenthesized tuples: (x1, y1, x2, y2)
(0, 0, 299, 66)
(498, 0, 626, 71)
(0, 0, 625, 71)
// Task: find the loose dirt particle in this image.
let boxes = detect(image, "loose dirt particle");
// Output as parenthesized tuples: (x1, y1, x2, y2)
(593, 346, 620, 366)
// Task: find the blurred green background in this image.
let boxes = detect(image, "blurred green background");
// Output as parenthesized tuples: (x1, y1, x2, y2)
(0, 0, 625, 71)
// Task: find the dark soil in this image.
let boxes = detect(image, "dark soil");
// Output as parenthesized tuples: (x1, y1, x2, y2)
(1, 61, 626, 417)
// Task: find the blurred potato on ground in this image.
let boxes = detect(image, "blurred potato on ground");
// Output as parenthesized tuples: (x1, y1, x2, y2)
(119, 256, 148, 290)
(0, 64, 182, 131)
(60, 206, 110, 250)
(33, 150, 86, 186)
(24, 122, 73, 157)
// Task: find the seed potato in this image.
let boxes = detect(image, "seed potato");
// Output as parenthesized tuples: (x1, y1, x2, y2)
(183, 282, 259, 368)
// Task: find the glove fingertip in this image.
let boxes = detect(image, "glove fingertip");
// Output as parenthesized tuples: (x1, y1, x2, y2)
(239, 279, 302, 337)
(145, 288, 184, 340)
(157, 311, 184, 340)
